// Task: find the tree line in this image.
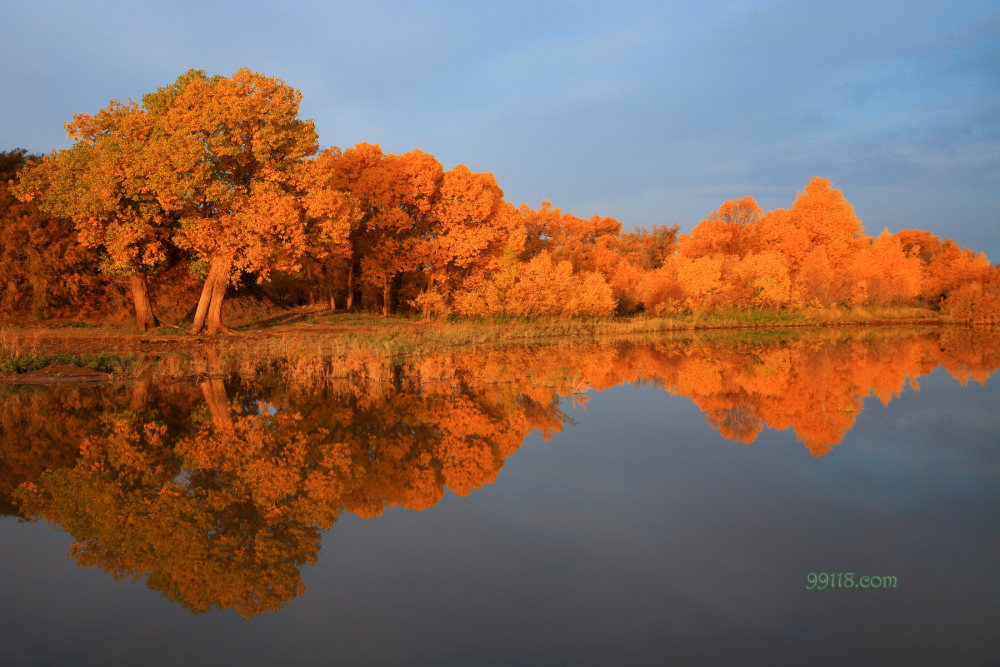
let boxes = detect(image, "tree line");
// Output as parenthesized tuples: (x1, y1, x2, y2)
(2, 68, 997, 332)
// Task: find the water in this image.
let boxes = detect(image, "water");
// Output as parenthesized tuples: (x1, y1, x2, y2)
(1, 327, 998, 665)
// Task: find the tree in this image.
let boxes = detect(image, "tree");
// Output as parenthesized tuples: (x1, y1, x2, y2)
(418, 165, 523, 316)
(452, 250, 615, 317)
(758, 177, 868, 306)
(12, 69, 319, 334)
(296, 150, 363, 310)
(520, 199, 622, 272)
(12, 103, 169, 330)
(0, 149, 125, 320)
(896, 229, 990, 304)
(760, 177, 867, 276)
(849, 230, 923, 305)
(679, 196, 763, 259)
(142, 69, 320, 334)
(734, 252, 792, 307)
(310, 143, 444, 316)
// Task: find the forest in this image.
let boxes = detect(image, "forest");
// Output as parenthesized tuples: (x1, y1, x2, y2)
(2, 68, 998, 334)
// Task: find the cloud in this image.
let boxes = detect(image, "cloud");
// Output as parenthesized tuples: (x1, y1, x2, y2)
(2, 0, 996, 256)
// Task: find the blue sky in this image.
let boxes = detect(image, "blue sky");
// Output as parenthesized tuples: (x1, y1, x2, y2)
(3, 0, 997, 259)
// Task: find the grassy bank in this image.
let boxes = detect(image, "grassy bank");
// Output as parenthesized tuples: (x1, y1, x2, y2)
(0, 305, 955, 379)
(0, 351, 145, 377)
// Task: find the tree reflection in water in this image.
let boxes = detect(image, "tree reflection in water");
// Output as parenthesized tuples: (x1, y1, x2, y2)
(5, 327, 998, 616)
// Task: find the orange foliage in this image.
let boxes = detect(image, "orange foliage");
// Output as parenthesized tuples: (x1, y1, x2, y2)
(0, 150, 127, 319)
(147, 69, 319, 333)
(520, 199, 622, 271)
(675, 255, 725, 309)
(6, 65, 994, 322)
(679, 196, 763, 259)
(733, 252, 792, 307)
(761, 177, 867, 275)
(942, 266, 1000, 324)
(453, 250, 615, 317)
(11, 102, 168, 329)
(849, 230, 923, 306)
(897, 229, 991, 303)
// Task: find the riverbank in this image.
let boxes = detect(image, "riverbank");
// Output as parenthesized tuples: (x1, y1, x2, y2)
(0, 305, 964, 382)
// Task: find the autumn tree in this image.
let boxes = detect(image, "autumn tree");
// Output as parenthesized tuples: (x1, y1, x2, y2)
(520, 199, 623, 272)
(12, 69, 320, 333)
(11, 103, 170, 329)
(942, 265, 1000, 324)
(415, 165, 524, 316)
(616, 224, 679, 270)
(0, 149, 123, 320)
(896, 229, 990, 304)
(142, 69, 320, 334)
(679, 196, 763, 260)
(849, 230, 923, 305)
(669, 196, 767, 308)
(733, 252, 792, 307)
(306, 143, 444, 315)
(294, 150, 363, 309)
(758, 178, 868, 306)
(453, 250, 615, 317)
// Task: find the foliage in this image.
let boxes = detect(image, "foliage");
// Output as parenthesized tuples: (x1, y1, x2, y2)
(453, 251, 615, 317)
(4, 71, 994, 326)
(942, 267, 1000, 324)
(0, 149, 125, 319)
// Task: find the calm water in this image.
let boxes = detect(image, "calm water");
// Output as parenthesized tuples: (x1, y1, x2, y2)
(1, 328, 998, 665)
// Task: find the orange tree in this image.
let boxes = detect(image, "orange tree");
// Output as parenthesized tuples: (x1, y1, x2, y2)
(0, 149, 127, 320)
(305, 143, 444, 315)
(14, 69, 321, 334)
(12, 103, 169, 329)
(294, 150, 363, 310)
(142, 69, 320, 334)
(416, 165, 523, 316)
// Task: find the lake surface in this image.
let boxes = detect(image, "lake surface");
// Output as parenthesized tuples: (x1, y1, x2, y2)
(1, 327, 998, 665)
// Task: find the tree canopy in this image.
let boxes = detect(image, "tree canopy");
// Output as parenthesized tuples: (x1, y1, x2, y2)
(5, 71, 997, 329)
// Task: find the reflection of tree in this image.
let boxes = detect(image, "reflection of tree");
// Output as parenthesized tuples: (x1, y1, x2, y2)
(14, 361, 572, 617)
(0, 382, 198, 517)
(9, 327, 999, 616)
(561, 328, 999, 456)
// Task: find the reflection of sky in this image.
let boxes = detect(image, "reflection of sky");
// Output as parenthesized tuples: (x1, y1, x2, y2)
(2, 0, 997, 259)
(1, 362, 997, 664)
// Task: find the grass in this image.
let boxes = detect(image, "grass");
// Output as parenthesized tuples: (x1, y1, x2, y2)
(0, 351, 145, 376)
(0, 304, 955, 380)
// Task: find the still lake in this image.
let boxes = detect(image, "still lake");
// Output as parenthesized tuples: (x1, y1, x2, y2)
(1, 327, 998, 665)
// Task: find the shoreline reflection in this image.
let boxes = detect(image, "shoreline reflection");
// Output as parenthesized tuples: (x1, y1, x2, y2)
(4, 327, 997, 616)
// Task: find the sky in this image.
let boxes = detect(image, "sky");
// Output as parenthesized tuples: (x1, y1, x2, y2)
(2, 0, 997, 259)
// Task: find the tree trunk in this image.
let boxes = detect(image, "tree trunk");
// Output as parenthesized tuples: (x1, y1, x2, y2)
(129, 376, 151, 412)
(320, 264, 335, 310)
(345, 264, 354, 311)
(190, 255, 232, 335)
(190, 262, 219, 335)
(199, 376, 233, 433)
(422, 275, 435, 319)
(129, 274, 158, 332)
(205, 262, 230, 335)
(382, 275, 391, 317)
